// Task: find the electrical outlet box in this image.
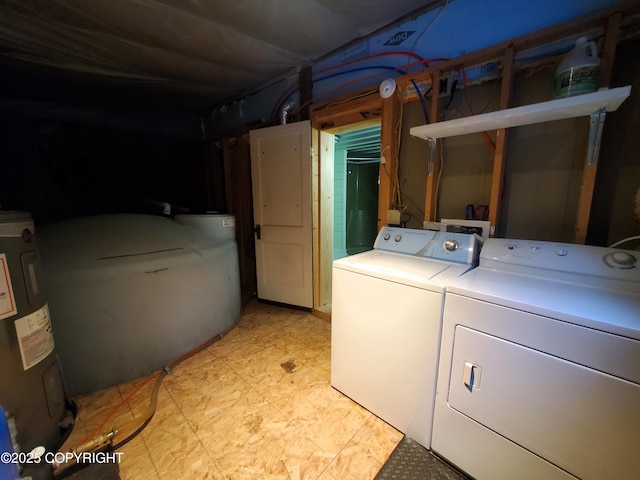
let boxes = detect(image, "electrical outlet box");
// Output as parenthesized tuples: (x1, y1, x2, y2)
(437, 73, 458, 98)
(387, 210, 401, 225)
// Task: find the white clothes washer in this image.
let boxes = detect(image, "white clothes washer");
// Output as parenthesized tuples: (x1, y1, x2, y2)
(331, 226, 481, 448)
(432, 238, 640, 480)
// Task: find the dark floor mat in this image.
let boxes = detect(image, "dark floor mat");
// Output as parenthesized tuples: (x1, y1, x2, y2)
(375, 437, 471, 480)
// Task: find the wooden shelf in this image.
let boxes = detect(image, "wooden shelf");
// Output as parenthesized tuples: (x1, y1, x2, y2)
(409, 86, 631, 140)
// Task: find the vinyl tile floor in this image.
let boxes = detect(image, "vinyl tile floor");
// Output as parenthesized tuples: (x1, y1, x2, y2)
(61, 299, 403, 479)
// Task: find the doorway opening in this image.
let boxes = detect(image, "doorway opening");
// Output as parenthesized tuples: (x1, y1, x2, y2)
(333, 125, 381, 260)
(315, 122, 381, 318)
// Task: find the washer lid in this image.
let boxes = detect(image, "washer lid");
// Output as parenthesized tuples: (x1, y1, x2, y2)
(446, 267, 640, 340)
(333, 250, 474, 291)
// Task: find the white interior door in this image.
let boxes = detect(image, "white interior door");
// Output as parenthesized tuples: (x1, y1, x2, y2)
(249, 121, 313, 308)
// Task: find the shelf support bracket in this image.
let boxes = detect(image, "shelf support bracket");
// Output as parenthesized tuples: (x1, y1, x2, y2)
(587, 107, 606, 166)
(427, 137, 437, 175)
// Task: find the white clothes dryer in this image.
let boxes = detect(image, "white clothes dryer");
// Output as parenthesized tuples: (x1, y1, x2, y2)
(433, 238, 640, 480)
(331, 226, 481, 448)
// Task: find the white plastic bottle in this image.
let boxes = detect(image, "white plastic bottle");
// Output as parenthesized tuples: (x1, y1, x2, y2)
(553, 37, 600, 99)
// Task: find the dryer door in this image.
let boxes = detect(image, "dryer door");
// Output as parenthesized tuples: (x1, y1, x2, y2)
(447, 325, 640, 480)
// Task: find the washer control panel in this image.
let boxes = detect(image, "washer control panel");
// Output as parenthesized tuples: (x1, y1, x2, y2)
(481, 238, 640, 282)
(374, 227, 481, 265)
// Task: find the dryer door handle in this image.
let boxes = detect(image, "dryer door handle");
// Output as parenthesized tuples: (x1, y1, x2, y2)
(463, 361, 482, 391)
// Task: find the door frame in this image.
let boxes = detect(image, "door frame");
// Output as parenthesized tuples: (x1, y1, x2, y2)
(310, 92, 400, 319)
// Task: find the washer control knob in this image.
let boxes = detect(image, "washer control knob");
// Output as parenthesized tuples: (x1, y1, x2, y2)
(383, 233, 391, 241)
(604, 251, 637, 269)
(394, 235, 402, 242)
(444, 239, 459, 252)
(555, 248, 568, 256)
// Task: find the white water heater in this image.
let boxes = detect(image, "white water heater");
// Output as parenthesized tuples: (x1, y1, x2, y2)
(0, 211, 71, 474)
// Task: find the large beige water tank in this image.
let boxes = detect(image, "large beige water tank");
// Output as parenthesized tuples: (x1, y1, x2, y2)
(39, 213, 241, 395)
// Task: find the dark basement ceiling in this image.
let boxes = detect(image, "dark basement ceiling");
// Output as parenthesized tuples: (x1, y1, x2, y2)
(0, 0, 444, 112)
